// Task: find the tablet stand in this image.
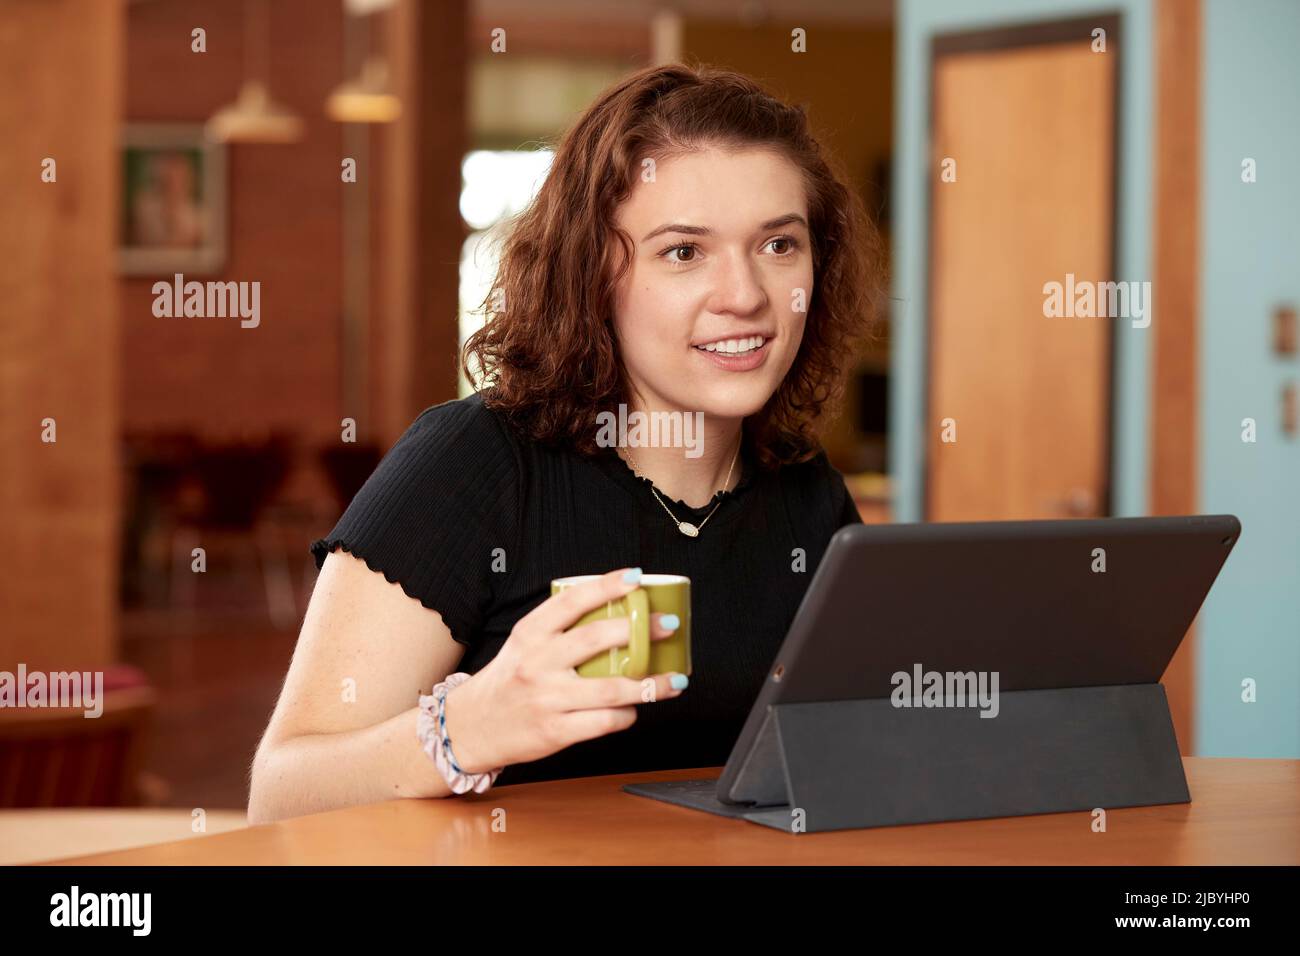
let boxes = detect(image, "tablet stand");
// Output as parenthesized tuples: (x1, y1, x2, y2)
(622, 683, 1190, 833)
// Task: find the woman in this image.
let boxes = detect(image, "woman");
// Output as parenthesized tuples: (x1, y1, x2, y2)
(248, 63, 884, 824)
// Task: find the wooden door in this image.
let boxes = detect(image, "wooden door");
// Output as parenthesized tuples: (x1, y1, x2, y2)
(926, 23, 1117, 521)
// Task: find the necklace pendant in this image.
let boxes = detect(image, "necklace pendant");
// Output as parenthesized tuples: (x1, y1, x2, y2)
(677, 521, 700, 538)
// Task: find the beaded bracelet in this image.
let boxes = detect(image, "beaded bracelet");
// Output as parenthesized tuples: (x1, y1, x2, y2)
(416, 672, 504, 794)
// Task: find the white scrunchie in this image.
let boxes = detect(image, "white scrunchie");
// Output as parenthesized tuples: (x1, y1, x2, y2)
(417, 672, 504, 794)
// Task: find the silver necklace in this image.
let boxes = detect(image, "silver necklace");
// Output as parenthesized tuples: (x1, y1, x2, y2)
(622, 440, 740, 538)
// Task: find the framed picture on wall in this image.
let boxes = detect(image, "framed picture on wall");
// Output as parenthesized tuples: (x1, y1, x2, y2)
(119, 124, 227, 275)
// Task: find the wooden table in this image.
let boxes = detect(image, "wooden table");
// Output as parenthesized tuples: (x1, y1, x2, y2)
(0, 808, 249, 865)
(45, 758, 1299, 865)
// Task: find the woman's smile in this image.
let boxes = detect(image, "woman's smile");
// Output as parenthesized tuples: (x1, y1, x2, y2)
(691, 334, 773, 371)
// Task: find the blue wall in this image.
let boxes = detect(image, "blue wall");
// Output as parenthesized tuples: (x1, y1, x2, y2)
(892, 0, 1298, 755)
(1196, 0, 1300, 757)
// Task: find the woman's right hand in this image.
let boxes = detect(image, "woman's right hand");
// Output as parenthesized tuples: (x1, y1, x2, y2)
(440, 567, 687, 773)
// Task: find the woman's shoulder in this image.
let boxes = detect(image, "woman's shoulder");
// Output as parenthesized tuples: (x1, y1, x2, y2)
(402, 389, 520, 456)
(313, 392, 524, 561)
(310, 391, 525, 644)
(775, 445, 860, 530)
(377, 388, 525, 480)
(367, 390, 524, 514)
(775, 445, 837, 483)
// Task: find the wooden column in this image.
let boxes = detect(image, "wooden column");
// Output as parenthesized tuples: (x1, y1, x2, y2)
(377, 0, 468, 445)
(0, 0, 123, 671)
(1151, 0, 1202, 754)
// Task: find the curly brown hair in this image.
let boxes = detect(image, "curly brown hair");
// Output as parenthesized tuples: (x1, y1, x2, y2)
(461, 62, 886, 470)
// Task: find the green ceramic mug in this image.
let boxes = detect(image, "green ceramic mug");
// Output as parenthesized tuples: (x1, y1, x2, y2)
(550, 573, 692, 680)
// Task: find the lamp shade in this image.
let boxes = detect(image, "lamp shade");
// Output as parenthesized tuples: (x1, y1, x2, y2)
(327, 57, 401, 124)
(206, 80, 304, 144)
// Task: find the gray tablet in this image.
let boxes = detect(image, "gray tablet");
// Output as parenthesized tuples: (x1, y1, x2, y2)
(623, 513, 1240, 829)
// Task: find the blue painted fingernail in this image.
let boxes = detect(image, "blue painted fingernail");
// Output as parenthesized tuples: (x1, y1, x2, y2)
(670, 674, 689, 690)
(622, 568, 642, 584)
(661, 613, 680, 631)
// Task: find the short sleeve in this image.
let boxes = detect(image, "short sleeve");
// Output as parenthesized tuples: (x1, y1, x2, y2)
(310, 395, 521, 648)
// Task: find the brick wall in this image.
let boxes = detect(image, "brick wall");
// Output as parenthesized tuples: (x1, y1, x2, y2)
(121, 0, 345, 455)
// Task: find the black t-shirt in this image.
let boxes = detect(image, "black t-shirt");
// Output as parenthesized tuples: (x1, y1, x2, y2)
(311, 390, 862, 788)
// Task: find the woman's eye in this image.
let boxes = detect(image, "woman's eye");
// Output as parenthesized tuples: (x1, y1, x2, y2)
(661, 243, 698, 264)
(766, 236, 798, 255)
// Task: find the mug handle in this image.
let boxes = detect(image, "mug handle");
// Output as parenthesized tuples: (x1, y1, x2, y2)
(617, 587, 651, 679)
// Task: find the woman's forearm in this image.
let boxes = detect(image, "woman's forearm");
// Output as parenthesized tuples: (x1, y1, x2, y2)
(248, 705, 457, 824)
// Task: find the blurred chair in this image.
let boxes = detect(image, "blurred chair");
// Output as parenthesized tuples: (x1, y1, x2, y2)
(120, 431, 201, 609)
(169, 435, 296, 628)
(318, 442, 383, 509)
(0, 664, 160, 808)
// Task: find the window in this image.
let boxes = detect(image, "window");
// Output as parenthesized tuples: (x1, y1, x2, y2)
(458, 148, 555, 396)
